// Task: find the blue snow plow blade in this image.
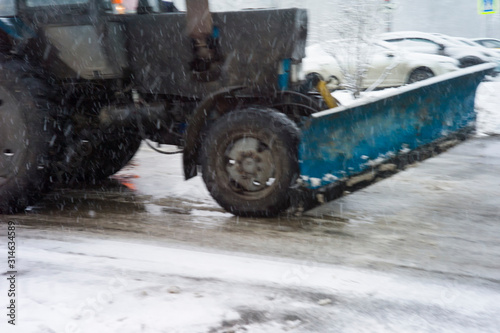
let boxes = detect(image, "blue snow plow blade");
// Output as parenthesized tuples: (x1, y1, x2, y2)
(299, 63, 495, 189)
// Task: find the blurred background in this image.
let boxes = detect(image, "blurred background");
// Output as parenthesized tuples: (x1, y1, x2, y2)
(170, 0, 500, 44)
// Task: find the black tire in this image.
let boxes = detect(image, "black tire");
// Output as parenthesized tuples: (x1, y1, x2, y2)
(59, 128, 142, 184)
(201, 108, 300, 217)
(459, 56, 483, 68)
(0, 60, 55, 214)
(407, 67, 434, 84)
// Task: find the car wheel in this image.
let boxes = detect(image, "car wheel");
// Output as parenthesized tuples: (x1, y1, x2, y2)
(326, 75, 340, 90)
(459, 57, 483, 68)
(407, 67, 434, 84)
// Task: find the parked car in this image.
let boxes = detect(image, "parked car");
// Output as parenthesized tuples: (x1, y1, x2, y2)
(380, 31, 500, 70)
(472, 38, 500, 50)
(301, 40, 459, 91)
(434, 34, 500, 55)
(434, 34, 500, 74)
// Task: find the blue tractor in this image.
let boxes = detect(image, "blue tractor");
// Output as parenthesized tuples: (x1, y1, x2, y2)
(0, 0, 493, 217)
(0, 0, 319, 216)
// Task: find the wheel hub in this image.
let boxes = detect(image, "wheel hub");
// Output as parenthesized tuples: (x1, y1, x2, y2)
(238, 151, 261, 175)
(226, 138, 275, 192)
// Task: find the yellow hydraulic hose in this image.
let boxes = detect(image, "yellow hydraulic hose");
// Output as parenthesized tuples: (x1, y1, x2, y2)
(316, 80, 340, 109)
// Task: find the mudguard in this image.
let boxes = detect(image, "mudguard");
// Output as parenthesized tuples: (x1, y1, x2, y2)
(298, 63, 495, 189)
(183, 86, 246, 180)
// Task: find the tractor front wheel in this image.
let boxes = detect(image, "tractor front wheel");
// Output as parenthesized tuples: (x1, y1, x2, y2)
(201, 108, 300, 217)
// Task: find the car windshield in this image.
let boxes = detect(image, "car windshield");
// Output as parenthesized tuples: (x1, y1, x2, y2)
(481, 39, 500, 48)
(437, 35, 463, 46)
(458, 39, 477, 47)
(27, 0, 89, 6)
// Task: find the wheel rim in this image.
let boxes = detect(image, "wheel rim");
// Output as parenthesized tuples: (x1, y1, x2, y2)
(224, 136, 278, 196)
(0, 87, 27, 187)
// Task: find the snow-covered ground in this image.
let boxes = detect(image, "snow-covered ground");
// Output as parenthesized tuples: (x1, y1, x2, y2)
(1, 75, 499, 333)
(3, 232, 500, 333)
(475, 78, 500, 136)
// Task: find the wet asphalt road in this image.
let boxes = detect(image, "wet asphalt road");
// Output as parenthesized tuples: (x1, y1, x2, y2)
(2, 136, 500, 332)
(9, 136, 500, 281)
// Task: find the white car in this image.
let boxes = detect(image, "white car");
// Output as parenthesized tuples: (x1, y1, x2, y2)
(301, 41, 459, 90)
(472, 38, 500, 50)
(380, 31, 500, 69)
(448, 36, 500, 73)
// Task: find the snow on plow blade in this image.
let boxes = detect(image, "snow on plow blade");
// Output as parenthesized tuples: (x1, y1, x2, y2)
(298, 63, 495, 190)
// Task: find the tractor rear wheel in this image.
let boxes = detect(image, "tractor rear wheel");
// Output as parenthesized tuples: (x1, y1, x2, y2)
(0, 60, 55, 213)
(201, 108, 300, 217)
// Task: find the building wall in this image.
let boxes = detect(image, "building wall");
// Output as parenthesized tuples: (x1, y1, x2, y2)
(392, 0, 500, 39)
(170, 0, 500, 40)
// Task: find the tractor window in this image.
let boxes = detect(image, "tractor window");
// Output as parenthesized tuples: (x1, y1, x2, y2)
(121, 0, 140, 13)
(102, 0, 138, 13)
(27, 0, 89, 6)
(102, 0, 179, 14)
(0, 0, 16, 16)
